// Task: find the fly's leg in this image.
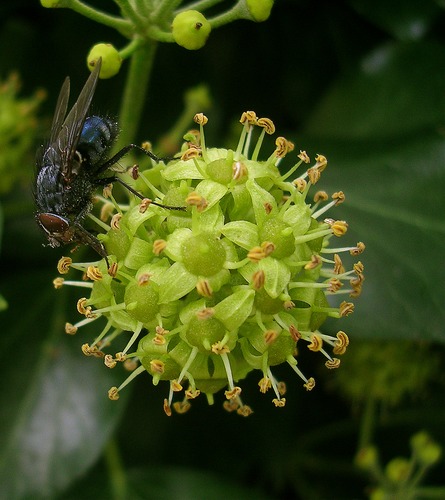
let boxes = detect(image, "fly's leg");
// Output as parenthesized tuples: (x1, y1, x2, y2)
(96, 175, 186, 211)
(72, 221, 110, 267)
(95, 144, 177, 175)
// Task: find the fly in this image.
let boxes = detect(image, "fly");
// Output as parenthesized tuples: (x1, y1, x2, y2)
(34, 58, 183, 266)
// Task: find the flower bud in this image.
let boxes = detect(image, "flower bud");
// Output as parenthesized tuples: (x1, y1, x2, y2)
(172, 11, 211, 50)
(87, 43, 122, 79)
(246, 0, 274, 22)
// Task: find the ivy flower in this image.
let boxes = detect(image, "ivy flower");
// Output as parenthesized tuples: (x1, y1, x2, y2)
(57, 111, 364, 416)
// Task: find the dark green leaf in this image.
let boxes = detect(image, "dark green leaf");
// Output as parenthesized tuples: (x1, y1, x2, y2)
(305, 42, 445, 140)
(0, 270, 129, 499)
(300, 42, 445, 341)
(349, 0, 441, 41)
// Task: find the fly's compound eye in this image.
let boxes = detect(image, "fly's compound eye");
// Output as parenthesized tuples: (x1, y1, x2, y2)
(38, 213, 70, 235)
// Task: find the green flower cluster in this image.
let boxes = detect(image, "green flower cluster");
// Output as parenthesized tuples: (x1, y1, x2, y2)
(56, 112, 364, 416)
(0, 74, 46, 194)
(356, 432, 442, 499)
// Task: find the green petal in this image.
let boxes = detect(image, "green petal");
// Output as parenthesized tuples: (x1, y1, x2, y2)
(213, 287, 255, 331)
(221, 221, 259, 250)
(260, 257, 291, 298)
(158, 262, 197, 303)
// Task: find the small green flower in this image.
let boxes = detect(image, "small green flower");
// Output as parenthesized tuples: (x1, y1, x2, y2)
(57, 111, 365, 416)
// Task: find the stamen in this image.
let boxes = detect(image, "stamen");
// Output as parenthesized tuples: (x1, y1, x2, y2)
(122, 321, 144, 355)
(57, 257, 72, 274)
(287, 355, 315, 391)
(196, 279, 213, 297)
(153, 239, 167, 255)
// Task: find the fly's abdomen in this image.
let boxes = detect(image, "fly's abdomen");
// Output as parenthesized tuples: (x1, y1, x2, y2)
(78, 116, 118, 167)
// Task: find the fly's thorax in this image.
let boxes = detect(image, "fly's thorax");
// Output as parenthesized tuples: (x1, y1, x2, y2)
(77, 115, 118, 167)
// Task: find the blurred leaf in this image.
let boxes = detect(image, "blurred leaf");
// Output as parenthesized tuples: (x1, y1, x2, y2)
(0, 270, 128, 499)
(305, 42, 445, 140)
(65, 465, 273, 499)
(349, 0, 441, 40)
(126, 466, 272, 500)
(301, 41, 445, 342)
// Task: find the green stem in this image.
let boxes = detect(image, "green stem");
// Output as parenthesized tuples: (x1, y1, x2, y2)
(114, 0, 147, 33)
(209, 0, 248, 28)
(153, 0, 182, 22)
(176, 0, 224, 14)
(105, 439, 127, 500)
(65, 0, 132, 36)
(119, 38, 143, 60)
(117, 40, 158, 149)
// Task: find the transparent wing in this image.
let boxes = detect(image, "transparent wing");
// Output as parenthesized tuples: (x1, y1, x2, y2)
(48, 77, 70, 145)
(54, 58, 102, 176)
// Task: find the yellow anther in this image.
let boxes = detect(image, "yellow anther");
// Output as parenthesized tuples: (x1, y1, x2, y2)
(257, 117, 275, 135)
(193, 112, 208, 125)
(340, 301, 355, 317)
(232, 161, 248, 180)
(108, 387, 119, 400)
(153, 239, 167, 256)
(264, 330, 278, 344)
(289, 324, 301, 342)
(173, 401, 191, 414)
(65, 322, 77, 335)
(171, 380, 183, 392)
(236, 405, 254, 417)
(304, 377, 316, 391)
(298, 151, 310, 163)
(86, 266, 103, 281)
(332, 191, 345, 205)
(314, 190, 328, 202)
(139, 198, 152, 213)
(104, 354, 117, 368)
(328, 278, 343, 293)
(196, 307, 215, 320)
(293, 178, 307, 191)
(150, 359, 165, 374)
(325, 358, 341, 369)
(196, 279, 213, 298)
(252, 269, 265, 290)
(315, 154, 327, 171)
(351, 242, 366, 255)
(185, 388, 201, 399)
(272, 398, 286, 407)
(181, 146, 202, 161)
(307, 333, 323, 352)
(333, 254, 345, 274)
(57, 256, 72, 274)
(53, 278, 64, 289)
(224, 386, 242, 400)
(110, 213, 122, 230)
(163, 399, 172, 416)
(274, 136, 294, 158)
(258, 377, 271, 393)
(240, 110, 258, 125)
(329, 219, 348, 237)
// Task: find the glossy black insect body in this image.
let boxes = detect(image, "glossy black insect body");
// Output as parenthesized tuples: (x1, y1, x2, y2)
(35, 59, 181, 264)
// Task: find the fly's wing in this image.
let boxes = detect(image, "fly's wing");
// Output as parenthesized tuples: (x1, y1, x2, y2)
(54, 58, 102, 177)
(48, 77, 70, 145)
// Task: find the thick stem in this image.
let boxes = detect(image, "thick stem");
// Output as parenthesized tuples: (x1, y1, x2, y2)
(117, 40, 158, 149)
